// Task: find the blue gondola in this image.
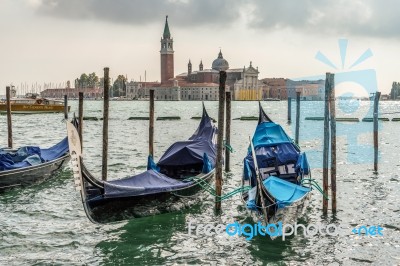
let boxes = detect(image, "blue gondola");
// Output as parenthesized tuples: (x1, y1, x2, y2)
(242, 102, 312, 226)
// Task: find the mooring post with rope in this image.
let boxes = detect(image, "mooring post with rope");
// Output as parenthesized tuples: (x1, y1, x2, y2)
(215, 70, 227, 211)
(373, 91, 381, 172)
(329, 73, 337, 213)
(6, 86, 13, 149)
(149, 89, 155, 157)
(225, 90, 231, 172)
(295, 90, 301, 145)
(287, 97, 292, 123)
(64, 95, 68, 120)
(102, 67, 110, 181)
(322, 72, 331, 215)
(78, 92, 84, 148)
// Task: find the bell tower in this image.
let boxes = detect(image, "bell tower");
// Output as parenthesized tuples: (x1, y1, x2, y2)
(188, 59, 192, 75)
(160, 16, 174, 84)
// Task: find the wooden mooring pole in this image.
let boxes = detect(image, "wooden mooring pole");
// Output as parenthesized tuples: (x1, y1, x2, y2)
(329, 74, 337, 213)
(215, 71, 227, 211)
(64, 95, 68, 120)
(78, 92, 84, 148)
(6, 86, 13, 148)
(322, 73, 331, 215)
(373, 91, 381, 172)
(102, 67, 110, 181)
(149, 89, 155, 157)
(225, 91, 231, 172)
(288, 97, 292, 123)
(295, 92, 301, 145)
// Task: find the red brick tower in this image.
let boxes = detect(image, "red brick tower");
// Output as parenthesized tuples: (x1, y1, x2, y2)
(160, 16, 174, 84)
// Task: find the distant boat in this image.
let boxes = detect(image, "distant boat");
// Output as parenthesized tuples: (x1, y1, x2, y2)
(0, 94, 70, 114)
(263, 98, 281, 101)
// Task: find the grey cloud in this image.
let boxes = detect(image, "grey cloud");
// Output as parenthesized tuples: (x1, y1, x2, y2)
(35, 0, 243, 27)
(248, 0, 400, 38)
(34, 0, 400, 38)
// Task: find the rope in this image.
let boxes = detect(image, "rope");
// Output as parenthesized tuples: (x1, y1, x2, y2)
(301, 178, 329, 200)
(183, 176, 251, 202)
(223, 140, 234, 153)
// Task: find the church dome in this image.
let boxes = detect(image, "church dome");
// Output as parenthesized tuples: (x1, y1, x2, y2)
(212, 50, 229, 71)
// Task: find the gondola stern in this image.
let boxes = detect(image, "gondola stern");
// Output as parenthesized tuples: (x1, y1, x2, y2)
(258, 101, 273, 124)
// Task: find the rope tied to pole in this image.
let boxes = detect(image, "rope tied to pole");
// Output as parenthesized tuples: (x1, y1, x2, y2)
(223, 140, 234, 153)
(182, 176, 251, 202)
(301, 178, 329, 200)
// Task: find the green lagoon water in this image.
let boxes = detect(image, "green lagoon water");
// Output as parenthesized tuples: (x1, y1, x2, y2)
(0, 100, 399, 265)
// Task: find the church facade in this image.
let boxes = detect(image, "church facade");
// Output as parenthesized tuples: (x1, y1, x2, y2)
(126, 17, 268, 101)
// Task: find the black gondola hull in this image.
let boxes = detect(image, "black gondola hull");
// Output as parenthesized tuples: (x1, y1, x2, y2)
(82, 170, 214, 223)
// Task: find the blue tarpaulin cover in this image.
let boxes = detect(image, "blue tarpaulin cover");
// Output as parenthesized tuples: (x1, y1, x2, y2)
(0, 137, 69, 171)
(243, 103, 311, 210)
(251, 122, 294, 149)
(295, 152, 310, 175)
(104, 169, 193, 198)
(104, 107, 217, 198)
(158, 110, 217, 167)
(263, 176, 311, 209)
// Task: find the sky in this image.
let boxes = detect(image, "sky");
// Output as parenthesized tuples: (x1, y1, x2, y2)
(1, 0, 399, 95)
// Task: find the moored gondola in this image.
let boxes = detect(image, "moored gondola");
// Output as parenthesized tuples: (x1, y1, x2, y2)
(66, 105, 217, 223)
(0, 137, 70, 191)
(242, 103, 312, 229)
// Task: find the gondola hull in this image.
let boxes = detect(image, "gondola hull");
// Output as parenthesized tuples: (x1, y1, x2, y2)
(66, 103, 218, 224)
(82, 170, 214, 223)
(246, 191, 311, 226)
(0, 154, 69, 191)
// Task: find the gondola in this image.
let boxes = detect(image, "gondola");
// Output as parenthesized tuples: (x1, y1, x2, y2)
(66, 105, 217, 223)
(242, 103, 312, 229)
(0, 137, 70, 191)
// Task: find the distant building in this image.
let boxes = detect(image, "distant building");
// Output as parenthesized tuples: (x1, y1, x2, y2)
(126, 16, 265, 101)
(261, 78, 324, 100)
(40, 87, 103, 99)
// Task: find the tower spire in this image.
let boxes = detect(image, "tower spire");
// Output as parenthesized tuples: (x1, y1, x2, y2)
(163, 15, 171, 39)
(218, 49, 223, 58)
(160, 16, 174, 84)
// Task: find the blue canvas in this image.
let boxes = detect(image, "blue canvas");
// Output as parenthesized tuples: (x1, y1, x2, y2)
(0, 137, 68, 171)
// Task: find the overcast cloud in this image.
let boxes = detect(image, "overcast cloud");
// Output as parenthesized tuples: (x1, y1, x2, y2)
(34, 0, 400, 38)
(1, 0, 399, 95)
(34, 0, 243, 27)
